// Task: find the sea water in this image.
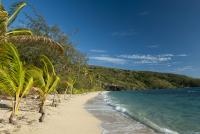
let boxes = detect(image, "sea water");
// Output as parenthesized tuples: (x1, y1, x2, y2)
(104, 88, 200, 134)
(85, 92, 156, 134)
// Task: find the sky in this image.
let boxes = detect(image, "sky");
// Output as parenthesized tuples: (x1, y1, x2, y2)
(4, 0, 200, 78)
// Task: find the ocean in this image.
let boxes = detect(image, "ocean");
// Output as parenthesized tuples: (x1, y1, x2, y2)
(85, 88, 200, 134)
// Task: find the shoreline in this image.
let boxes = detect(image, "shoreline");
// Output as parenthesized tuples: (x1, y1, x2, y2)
(85, 92, 156, 134)
(0, 92, 102, 134)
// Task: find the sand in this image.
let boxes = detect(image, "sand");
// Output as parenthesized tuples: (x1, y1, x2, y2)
(0, 92, 102, 134)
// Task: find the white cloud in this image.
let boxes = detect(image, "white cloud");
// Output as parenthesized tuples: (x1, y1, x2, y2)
(159, 54, 174, 57)
(90, 49, 106, 53)
(118, 53, 187, 65)
(119, 54, 172, 64)
(177, 54, 187, 57)
(90, 56, 127, 64)
(89, 53, 188, 66)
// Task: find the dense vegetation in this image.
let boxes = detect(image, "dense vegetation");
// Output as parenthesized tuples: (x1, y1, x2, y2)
(15, 6, 102, 94)
(0, 1, 62, 123)
(89, 66, 200, 90)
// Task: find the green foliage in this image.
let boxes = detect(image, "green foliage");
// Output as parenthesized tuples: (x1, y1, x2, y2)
(28, 55, 60, 97)
(0, 1, 63, 53)
(89, 66, 200, 90)
(28, 55, 60, 122)
(23, 12, 97, 93)
(0, 43, 33, 123)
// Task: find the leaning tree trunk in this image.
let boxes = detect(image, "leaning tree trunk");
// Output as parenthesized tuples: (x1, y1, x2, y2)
(64, 88, 68, 100)
(9, 98, 17, 125)
(39, 98, 46, 122)
(70, 87, 73, 97)
(9, 112, 17, 125)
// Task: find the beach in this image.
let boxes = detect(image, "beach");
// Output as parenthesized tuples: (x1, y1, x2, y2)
(86, 92, 156, 134)
(0, 92, 102, 134)
(4, 90, 198, 134)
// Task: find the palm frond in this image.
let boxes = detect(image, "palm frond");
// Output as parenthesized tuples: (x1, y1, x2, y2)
(21, 77, 33, 98)
(0, 69, 16, 96)
(0, 43, 23, 85)
(0, 43, 33, 98)
(48, 76, 60, 93)
(40, 55, 56, 76)
(45, 74, 53, 93)
(0, 9, 8, 35)
(8, 35, 64, 54)
(8, 2, 26, 26)
(6, 28, 32, 36)
(1, 43, 21, 67)
(27, 67, 45, 87)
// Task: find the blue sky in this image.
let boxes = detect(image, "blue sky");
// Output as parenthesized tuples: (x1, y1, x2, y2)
(4, 0, 200, 78)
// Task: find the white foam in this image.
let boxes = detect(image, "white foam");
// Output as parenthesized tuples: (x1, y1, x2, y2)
(161, 128, 179, 134)
(141, 116, 179, 134)
(121, 107, 126, 113)
(115, 106, 121, 111)
(100, 92, 180, 134)
(114, 106, 127, 113)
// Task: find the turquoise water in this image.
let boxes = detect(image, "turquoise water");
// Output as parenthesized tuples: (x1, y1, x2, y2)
(106, 88, 200, 134)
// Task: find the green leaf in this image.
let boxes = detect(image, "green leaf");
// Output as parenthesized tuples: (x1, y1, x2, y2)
(21, 77, 33, 98)
(8, 2, 26, 26)
(8, 35, 64, 54)
(6, 28, 32, 36)
(48, 76, 60, 93)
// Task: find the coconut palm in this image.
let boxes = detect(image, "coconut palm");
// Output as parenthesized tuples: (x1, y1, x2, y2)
(28, 55, 60, 122)
(0, 43, 33, 124)
(66, 77, 76, 96)
(0, 1, 63, 53)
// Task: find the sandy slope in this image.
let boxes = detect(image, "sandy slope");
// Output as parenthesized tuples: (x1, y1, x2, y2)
(14, 92, 101, 134)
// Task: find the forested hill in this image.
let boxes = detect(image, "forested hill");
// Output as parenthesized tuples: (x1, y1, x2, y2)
(89, 66, 200, 90)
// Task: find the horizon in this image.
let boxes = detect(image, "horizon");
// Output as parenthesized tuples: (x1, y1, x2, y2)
(4, 0, 200, 78)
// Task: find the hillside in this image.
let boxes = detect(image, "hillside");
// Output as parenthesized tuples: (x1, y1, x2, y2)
(89, 66, 200, 90)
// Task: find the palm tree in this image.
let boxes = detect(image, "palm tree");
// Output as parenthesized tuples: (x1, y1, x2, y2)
(88, 73, 94, 88)
(28, 55, 60, 122)
(66, 77, 76, 96)
(0, 43, 33, 124)
(0, 1, 63, 53)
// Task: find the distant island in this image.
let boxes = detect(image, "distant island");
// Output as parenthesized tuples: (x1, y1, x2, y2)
(89, 65, 200, 90)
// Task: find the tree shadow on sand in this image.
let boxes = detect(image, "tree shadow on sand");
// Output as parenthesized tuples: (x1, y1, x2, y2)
(0, 103, 12, 110)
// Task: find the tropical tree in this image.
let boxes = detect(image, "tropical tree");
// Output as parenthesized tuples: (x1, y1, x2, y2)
(0, 43, 33, 124)
(28, 55, 60, 122)
(65, 77, 76, 96)
(0, 1, 63, 53)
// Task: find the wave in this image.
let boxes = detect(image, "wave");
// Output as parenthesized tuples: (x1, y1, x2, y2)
(102, 92, 179, 134)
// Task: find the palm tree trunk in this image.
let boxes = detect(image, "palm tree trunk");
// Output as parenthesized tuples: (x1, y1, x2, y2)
(39, 99, 45, 114)
(9, 98, 17, 124)
(9, 112, 17, 125)
(51, 94, 57, 107)
(39, 98, 45, 122)
(70, 87, 73, 97)
(64, 88, 68, 100)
